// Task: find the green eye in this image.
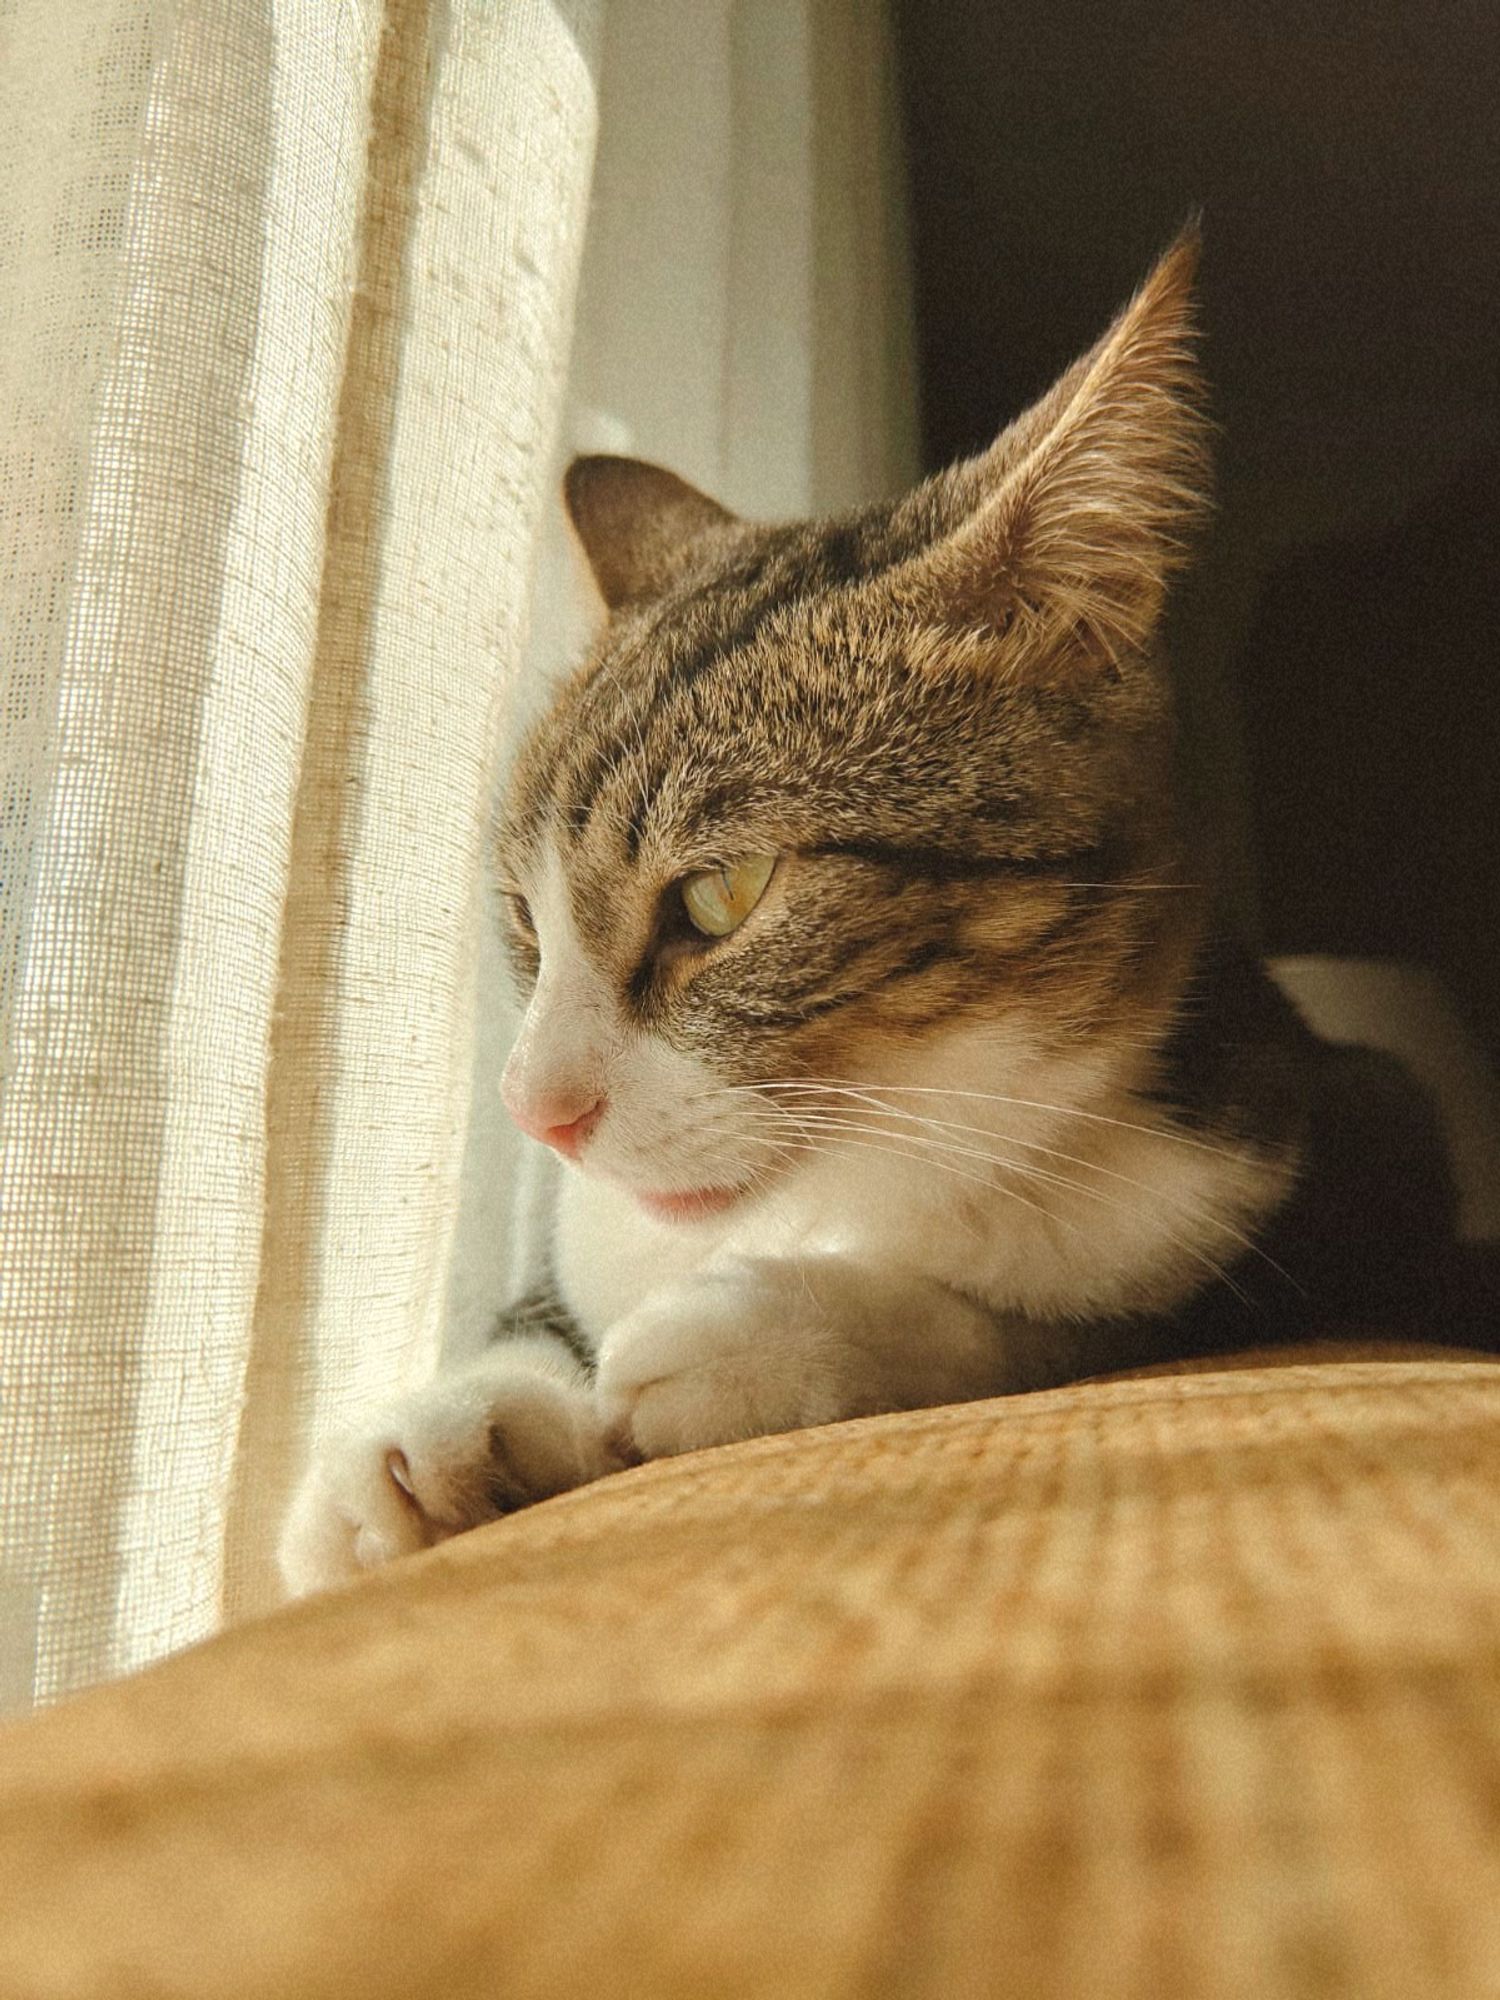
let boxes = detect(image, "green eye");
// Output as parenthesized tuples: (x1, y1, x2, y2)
(679, 855, 776, 938)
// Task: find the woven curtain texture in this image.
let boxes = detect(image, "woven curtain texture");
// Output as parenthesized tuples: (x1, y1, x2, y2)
(444, 0, 919, 1356)
(0, 0, 600, 1706)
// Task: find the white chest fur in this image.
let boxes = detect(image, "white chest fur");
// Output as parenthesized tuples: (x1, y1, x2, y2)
(551, 1030, 1294, 1350)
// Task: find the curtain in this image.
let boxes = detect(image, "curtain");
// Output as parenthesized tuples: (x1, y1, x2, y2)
(0, 0, 602, 1708)
(0, 0, 915, 1712)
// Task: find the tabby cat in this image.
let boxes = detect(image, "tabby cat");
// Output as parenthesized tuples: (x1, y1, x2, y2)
(282, 231, 1450, 1596)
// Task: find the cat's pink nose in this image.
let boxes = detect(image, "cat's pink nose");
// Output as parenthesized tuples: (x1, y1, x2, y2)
(540, 1102, 604, 1159)
(510, 1093, 605, 1159)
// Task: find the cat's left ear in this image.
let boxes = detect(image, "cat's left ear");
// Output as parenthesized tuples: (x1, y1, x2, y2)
(895, 227, 1210, 680)
(564, 455, 739, 610)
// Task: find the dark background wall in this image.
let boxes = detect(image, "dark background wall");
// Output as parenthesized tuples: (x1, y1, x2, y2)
(892, 0, 1500, 1064)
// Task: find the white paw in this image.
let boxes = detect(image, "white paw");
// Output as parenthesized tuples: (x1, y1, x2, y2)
(594, 1261, 851, 1461)
(279, 1338, 617, 1598)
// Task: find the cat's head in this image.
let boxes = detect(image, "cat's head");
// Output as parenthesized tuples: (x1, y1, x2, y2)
(496, 233, 1210, 1224)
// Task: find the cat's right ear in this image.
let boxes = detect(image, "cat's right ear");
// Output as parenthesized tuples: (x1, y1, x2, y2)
(887, 228, 1209, 683)
(564, 455, 738, 611)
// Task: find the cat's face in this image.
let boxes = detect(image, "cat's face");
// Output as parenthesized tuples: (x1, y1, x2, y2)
(496, 234, 1209, 1223)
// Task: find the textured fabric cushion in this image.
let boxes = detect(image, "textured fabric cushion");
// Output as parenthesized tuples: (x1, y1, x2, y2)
(2, 1349, 1498, 1998)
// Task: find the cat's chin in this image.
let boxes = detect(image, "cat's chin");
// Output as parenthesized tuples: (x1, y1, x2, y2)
(630, 1184, 747, 1225)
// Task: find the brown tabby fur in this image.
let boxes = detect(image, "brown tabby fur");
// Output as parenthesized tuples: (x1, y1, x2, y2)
(497, 228, 1454, 1358)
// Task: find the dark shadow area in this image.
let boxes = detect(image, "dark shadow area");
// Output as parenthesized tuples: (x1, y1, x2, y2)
(892, 0, 1500, 1060)
(1244, 458, 1500, 1066)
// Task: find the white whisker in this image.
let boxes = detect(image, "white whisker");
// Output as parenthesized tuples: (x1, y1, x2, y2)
(760, 1079, 1287, 1282)
(739, 1125, 1077, 1232)
(745, 1075, 1264, 1167)
(769, 1106, 1251, 1301)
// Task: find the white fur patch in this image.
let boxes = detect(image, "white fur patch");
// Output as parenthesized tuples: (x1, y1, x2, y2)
(277, 1334, 610, 1597)
(553, 1018, 1292, 1349)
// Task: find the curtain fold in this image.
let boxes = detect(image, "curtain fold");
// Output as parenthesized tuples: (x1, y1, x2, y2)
(0, 0, 600, 1704)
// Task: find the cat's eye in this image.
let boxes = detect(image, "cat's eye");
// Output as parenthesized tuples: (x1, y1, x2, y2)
(679, 855, 776, 939)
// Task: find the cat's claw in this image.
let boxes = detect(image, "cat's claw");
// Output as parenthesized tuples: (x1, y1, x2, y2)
(280, 1427, 436, 1595)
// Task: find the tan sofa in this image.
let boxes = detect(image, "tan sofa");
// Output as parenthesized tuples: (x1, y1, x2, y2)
(2, 1342, 1498, 1999)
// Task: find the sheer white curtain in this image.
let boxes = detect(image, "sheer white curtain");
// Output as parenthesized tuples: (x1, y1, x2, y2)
(0, 0, 601, 1707)
(0, 0, 915, 1711)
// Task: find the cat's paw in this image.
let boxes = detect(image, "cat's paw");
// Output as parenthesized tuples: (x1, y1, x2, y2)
(279, 1338, 615, 1597)
(594, 1260, 850, 1461)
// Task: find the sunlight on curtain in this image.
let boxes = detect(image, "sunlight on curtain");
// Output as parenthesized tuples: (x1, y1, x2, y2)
(0, 0, 600, 1705)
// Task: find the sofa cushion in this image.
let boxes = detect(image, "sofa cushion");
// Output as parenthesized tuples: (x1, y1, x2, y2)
(1, 1348, 1498, 1998)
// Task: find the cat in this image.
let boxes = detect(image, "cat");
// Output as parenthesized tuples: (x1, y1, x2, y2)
(280, 229, 1452, 1596)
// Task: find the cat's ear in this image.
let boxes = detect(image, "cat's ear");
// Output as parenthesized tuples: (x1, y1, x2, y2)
(564, 455, 738, 610)
(897, 228, 1209, 679)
